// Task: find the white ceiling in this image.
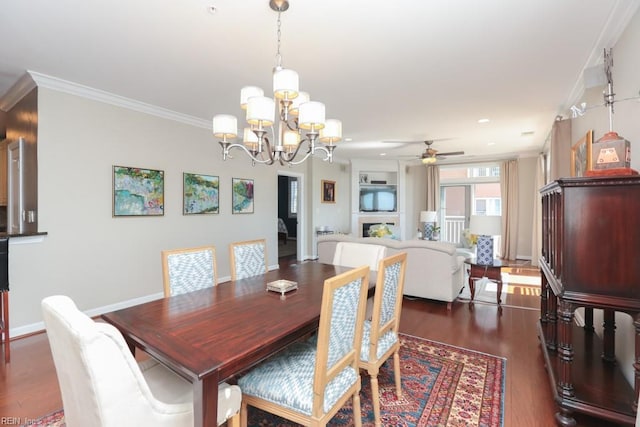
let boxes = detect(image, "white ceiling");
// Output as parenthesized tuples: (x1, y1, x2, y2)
(1, 0, 638, 164)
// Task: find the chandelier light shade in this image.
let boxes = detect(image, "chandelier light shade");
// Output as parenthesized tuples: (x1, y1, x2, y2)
(212, 0, 341, 166)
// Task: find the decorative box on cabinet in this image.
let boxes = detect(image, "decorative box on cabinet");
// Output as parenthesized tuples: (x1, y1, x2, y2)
(539, 176, 640, 426)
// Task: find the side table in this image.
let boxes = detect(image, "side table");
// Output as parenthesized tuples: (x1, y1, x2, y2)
(464, 258, 504, 305)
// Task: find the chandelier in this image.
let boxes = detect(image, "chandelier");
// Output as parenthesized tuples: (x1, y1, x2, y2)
(212, 0, 341, 166)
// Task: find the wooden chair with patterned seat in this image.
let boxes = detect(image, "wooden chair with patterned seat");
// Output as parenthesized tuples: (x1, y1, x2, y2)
(229, 239, 268, 280)
(161, 246, 218, 297)
(238, 265, 370, 427)
(360, 251, 407, 427)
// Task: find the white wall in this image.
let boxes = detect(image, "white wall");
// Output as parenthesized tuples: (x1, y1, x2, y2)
(568, 7, 640, 386)
(8, 87, 349, 334)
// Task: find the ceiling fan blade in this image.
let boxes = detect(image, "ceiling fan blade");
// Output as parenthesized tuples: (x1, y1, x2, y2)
(436, 151, 465, 157)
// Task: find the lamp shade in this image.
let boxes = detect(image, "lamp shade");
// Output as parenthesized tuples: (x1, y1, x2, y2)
(419, 211, 437, 223)
(298, 101, 325, 130)
(246, 96, 275, 127)
(212, 114, 237, 139)
(319, 119, 342, 144)
(469, 215, 502, 236)
(240, 86, 264, 110)
(273, 68, 299, 100)
(289, 91, 309, 116)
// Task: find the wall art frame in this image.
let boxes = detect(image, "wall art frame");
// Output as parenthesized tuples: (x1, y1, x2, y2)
(232, 177, 254, 214)
(322, 180, 336, 203)
(113, 165, 164, 216)
(183, 172, 219, 215)
(570, 130, 593, 177)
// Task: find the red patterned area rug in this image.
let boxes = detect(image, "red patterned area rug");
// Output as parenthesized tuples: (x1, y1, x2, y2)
(23, 334, 505, 427)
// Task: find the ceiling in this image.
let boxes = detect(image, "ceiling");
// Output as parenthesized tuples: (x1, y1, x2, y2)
(1, 0, 638, 164)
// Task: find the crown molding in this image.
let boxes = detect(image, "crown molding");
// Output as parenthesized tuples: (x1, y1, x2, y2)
(562, 0, 640, 113)
(27, 71, 210, 129)
(0, 73, 37, 111)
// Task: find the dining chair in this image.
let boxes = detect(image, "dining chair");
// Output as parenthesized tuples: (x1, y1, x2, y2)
(360, 252, 407, 427)
(332, 241, 387, 271)
(41, 295, 241, 427)
(229, 239, 268, 280)
(238, 265, 370, 427)
(161, 246, 218, 297)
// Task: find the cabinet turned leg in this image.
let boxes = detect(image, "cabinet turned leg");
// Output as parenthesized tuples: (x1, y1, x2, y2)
(634, 314, 640, 413)
(555, 407, 577, 427)
(602, 309, 616, 363)
(557, 300, 574, 398)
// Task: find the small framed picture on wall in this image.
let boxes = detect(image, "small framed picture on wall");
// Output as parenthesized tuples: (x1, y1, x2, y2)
(321, 180, 336, 203)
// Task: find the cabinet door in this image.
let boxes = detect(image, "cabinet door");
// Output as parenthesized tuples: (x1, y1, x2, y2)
(7, 138, 24, 234)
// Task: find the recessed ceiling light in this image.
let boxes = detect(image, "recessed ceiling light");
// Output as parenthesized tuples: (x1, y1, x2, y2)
(344, 137, 353, 142)
(521, 130, 535, 137)
(487, 142, 496, 146)
(379, 153, 387, 156)
(478, 118, 490, 124)
(207, 5, 218, 14)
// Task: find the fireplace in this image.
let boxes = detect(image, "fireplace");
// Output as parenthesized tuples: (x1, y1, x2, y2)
(362, 222, 395, 237)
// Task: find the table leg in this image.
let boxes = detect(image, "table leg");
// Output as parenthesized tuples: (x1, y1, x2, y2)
(1, 291, 8, 362)
(468, 274, 476, 301)
(194, 376, 219, 427)
(496, 279, 502, 305)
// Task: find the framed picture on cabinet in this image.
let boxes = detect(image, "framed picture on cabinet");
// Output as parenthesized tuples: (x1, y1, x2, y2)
(570, 130, 593, 177)
(321, 180, 336, 203)
(113, 166, 164, 216)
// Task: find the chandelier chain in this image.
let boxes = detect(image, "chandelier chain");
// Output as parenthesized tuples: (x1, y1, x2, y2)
(275, 10, 283, 68)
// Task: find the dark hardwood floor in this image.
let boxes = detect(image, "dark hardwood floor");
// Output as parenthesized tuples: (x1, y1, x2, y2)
(0, 257, 627, 426)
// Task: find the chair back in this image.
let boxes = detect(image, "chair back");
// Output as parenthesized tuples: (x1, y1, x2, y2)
(333, 241, 387, 271)
(229, 239, 268, 280)
(312, 265, 369, 417)
(161, 246, 218, 297)
(366, 252, 407, 361)
(41, 295, 193, 427)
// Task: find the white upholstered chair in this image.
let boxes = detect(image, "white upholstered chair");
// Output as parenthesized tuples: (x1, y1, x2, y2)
(229, 239, 268, 280)
(360, 252, 407, 427)
(332, 241, 387, 271)
(238, 266, 370, 427)
(41, 295, 241, 427)
(161, 246, 218, 297)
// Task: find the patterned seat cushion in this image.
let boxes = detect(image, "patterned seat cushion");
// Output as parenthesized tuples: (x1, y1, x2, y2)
(238, 341, 358, 415)
(360, 320, 398, 361)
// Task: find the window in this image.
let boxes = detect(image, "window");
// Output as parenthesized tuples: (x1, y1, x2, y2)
(288, 178, 298, 218)
(439, 163, 501, 244)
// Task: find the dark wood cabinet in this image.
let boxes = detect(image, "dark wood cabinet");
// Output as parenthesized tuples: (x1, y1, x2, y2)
(539, 176, 640, 426)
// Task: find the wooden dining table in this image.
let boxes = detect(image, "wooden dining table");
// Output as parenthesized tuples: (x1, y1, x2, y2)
(101, 261, 370, 427)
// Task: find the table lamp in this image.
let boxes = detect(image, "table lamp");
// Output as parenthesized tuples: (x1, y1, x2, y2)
(419, 211, 437, 240)
(469, 215, 502, 265)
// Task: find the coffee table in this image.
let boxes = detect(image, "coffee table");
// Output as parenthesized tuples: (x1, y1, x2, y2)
(464, 258, 504, 305)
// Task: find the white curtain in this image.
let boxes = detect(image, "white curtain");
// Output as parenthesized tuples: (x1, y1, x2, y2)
(500, 160, 519, 260)
(530, 154, 545, 266)
(425, 165, 440, 211)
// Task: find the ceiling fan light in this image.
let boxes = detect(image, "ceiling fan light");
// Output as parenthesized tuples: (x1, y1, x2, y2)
(422, 156, 437, 164)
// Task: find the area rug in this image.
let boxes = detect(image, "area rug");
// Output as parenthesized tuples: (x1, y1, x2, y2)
(23, 334, 505, 427)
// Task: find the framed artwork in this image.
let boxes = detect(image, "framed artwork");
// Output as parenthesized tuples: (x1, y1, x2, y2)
(232, 178, 254, 214)
(322, 180, 336, 203)
(113, 166, 164, 216)
(570, 130, 594, 177)
(183, 173, 219, 215)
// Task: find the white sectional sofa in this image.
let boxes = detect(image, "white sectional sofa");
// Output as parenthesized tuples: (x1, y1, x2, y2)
(317, 234, 466, 309)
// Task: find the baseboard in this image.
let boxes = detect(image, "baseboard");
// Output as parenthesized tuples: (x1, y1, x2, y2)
(11, 265, 282, 339)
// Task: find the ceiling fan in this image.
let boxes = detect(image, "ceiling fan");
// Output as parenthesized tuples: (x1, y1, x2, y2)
(395, 140, 465, 164)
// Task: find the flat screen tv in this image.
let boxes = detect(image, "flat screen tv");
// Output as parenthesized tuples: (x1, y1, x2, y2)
(359, 185, 397, 212)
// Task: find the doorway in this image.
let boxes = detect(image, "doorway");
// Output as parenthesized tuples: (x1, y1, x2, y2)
(277, 171, 304, 260)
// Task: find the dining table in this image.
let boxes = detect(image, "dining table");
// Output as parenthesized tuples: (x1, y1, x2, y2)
(101, 261, 372, 427)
